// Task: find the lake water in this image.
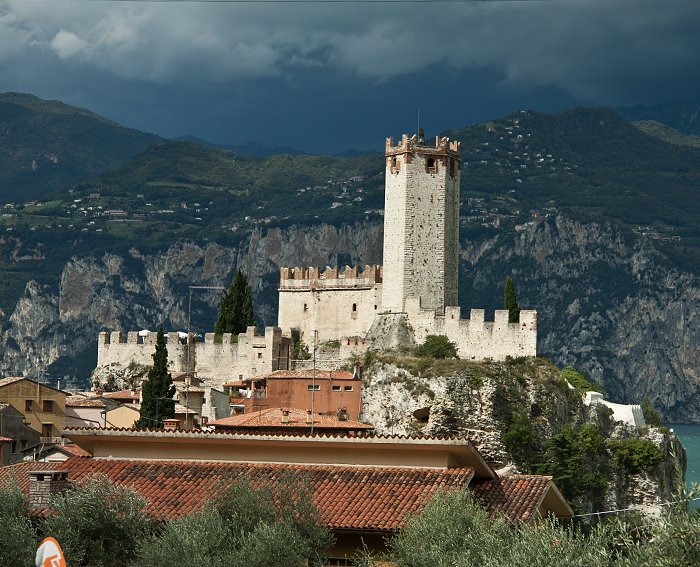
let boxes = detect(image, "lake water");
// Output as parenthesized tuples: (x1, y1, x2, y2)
(669, 424, 700, 507)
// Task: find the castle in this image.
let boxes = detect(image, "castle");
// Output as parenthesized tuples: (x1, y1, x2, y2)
(96, 132, 537, 418)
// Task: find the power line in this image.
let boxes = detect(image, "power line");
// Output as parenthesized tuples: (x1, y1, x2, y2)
(573, 496, 700, 519)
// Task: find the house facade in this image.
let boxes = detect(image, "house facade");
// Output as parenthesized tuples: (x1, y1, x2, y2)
(0, 377, 68, 440)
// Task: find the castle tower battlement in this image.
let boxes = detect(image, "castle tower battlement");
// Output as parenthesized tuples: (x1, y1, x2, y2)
(382, 133, 461, 314)
(279, 264, 382, 290)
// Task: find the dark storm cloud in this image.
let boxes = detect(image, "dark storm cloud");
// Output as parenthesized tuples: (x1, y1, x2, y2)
(0, 0, 698, 149)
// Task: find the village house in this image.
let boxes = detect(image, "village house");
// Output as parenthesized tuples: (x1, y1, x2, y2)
(0, 402, 40, 463)
(1, 428, 573, 559)
(0, 377, 68, 440)
(226, 367, 363, 420)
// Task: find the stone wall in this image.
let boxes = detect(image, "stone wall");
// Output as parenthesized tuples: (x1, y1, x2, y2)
(406, 299, 537, 360)
(278, 265, 383, 344)
(97, 327, 292, 392)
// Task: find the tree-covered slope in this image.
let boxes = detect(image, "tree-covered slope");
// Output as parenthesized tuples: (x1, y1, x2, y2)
(0, 92, 161, 201)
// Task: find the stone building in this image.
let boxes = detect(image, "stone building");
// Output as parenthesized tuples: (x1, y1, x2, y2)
(278, 133, 537, 360)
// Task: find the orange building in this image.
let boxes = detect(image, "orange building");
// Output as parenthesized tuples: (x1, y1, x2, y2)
(227, 368, 363, 421)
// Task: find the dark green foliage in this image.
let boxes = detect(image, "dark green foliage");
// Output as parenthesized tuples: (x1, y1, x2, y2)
(214, 269, 257, 336)
(42, 475, 153, 567)
(0, 481, 35, 567)
(561, 366, 605, 394)
(607, 438, 665, 474)
(137, 474, 333, 567)
(641, 398, 663, 427)
(135, 327, 176, 428)
(501, 411, 543, 471)
(389, 489, 615, 567)
(504, 277, 521, 323)
(291, 328, 311, 360)
(538, 423, 609, 502)
(414, 335, 458, 359)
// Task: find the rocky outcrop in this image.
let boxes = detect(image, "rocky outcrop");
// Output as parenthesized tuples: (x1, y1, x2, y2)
(362, 356, 686, 515)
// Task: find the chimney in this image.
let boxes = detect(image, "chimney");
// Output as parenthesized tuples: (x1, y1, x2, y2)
(338, 407, 349, 421)
(353, 361, 363, 380)
(29, 470, 70, 510)
(306, 410, 313, 425)
(281, 409, 290, 424)
(162, 419, 180, 430)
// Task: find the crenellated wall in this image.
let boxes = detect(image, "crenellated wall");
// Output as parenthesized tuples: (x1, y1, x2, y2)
(97, 327, 292, 392)
(278, 265, 383, 344)
(405, 298, 537, 360)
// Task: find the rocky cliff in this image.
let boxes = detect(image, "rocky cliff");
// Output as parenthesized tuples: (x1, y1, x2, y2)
(0, 213, 698, 422)
(361, 355, 686, 515)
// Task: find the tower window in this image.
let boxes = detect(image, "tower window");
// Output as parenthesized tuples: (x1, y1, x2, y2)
(303, 303, 308, 312)
(426, 157, 437, 173)
(352, 303, 357, 312)
(390, 156, 399, 173)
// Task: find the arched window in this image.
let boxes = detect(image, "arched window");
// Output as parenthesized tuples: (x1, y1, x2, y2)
(303, 303, 308, 312)
(352, 303, 357, 312)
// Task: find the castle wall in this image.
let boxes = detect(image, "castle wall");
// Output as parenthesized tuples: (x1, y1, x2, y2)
(278, 265, 383, 344)
(405, 299, 537, 361)
(97, 327, 291, 394)
(383, 134, 460, 313)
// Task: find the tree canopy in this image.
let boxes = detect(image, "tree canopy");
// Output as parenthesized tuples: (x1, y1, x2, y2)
(214, 269, 257, 337)
(415, 335, 458, 359)
(504, 277, 521, 324)
(135, 327, 176, 428)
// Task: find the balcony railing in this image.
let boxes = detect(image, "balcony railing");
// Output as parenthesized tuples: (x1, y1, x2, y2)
(40, 436, 64, 445)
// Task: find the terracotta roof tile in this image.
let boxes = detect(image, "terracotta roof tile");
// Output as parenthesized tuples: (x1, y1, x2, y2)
(0, 459, 473, 531)
(102, 388, 140, 401)
(66, 395, 106, 408)
(0, 436, 12, 443)
(471, 474, 554, 523)
(0, 376, 25, 388)
(210, 408, 373, 430)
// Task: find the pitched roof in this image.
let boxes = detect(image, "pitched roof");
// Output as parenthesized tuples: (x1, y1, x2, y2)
(259, 370, 356, 381)
(471, 475, 571, 523)
(1, 459, 474, 531)
(210, 408, 373, 431)
(0, 376, 69, 395)
(66, 395, 106, 408)
(102, 388, 140, 401)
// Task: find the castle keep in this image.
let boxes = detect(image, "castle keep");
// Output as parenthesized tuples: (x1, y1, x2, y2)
(97, 132, 537, 410)
(278, 133, 537, 358)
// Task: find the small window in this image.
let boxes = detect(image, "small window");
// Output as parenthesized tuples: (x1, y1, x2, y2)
(303, 303, 308, 312)
(427, 157, 435, 168)
(307, 384, 320, 391)
(332, 385, 341, 392)
(41, 423, 52, 438)
(25, 400, 32, 412)
(374, 304, 378, 310)
(391, 156, 397, 168)
(257, 352, 263, 359)
(352, 303, 357, 312)
(42, 400, 53, 412)
(344, 386, 354, 392)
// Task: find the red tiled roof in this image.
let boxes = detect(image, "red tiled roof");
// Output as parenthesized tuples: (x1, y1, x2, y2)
(0, 459, 473, 531)
(102, 388, 140, 401)
(210, 408, 373, 430)
(66, 395, 106, 408)
(471, 475, 555, 523)
(261, 370, 356, 381)
(60, 444, 92, 458)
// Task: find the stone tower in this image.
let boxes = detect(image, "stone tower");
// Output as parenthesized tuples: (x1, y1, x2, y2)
(382, 134, 461, 313)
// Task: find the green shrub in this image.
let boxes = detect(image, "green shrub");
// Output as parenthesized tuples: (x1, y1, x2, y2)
(560, 366, 604, 393)
(607, 438, 665, 474)
(501, 411, 543, 471)
(641, 398, 663, 427)
(0, 481, 35, 567)
(43, 475, 153, 567)
(415, 335, 458, 359)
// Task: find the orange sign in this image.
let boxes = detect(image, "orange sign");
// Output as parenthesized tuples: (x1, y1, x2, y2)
(35, 537, 67, 567)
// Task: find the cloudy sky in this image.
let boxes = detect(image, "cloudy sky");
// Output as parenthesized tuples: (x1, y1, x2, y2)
(1, 0, 699, 152)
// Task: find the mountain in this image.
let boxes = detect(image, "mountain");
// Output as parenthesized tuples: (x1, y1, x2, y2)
(618, 102, 700, 136)
(1, 102, 699, 422)
(175, 135, 308, 156)
(0, 93, 160, 201)
(631, 120, 700, 148)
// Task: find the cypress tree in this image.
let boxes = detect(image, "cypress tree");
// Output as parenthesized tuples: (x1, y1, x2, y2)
(214, 269, 257, 336)
(135, 327, 176, 428)
(504, 277, 521, 323)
